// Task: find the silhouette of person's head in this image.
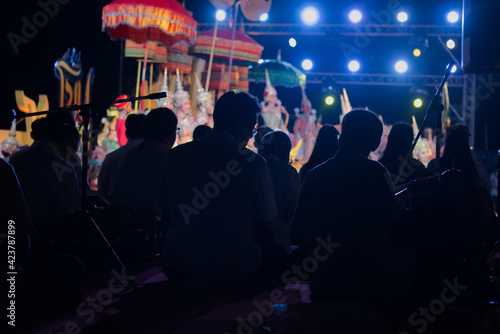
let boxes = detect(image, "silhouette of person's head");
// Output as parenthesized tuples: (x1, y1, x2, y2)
(125, 114, 145, 140)
(44, 112, 79, 160)
(254, 126, 273, 154)
(261, 131, 293, 163)
(383, 122, 414, 158)
(303, 124, 339, 171)
(142, 108, 178, 147)
(213, 91, 260, 144)
(193, 124, 212, 140)
(31, 118, 47, 141)
(339, 108, 383, 156)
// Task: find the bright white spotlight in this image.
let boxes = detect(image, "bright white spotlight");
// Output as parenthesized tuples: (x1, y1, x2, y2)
(325, 96, 334, 105)
(413, 98, 423, 108)
(258, 59, 264, 64)
(216, 10, 226, 21)
(348, 60, 360, 72)
(302, 59, 313, 70)
(289, 38, 297, 47)
(446, 39, 456, 49)
(301, 6, 319, 26)
(259, 13, 268, 21)
(451, 64, 457, 73)
(395, 60, 408, 73)
(397, 12, 408, 22)
(447, 11, 459, 23)
(348, 9, 362, 23)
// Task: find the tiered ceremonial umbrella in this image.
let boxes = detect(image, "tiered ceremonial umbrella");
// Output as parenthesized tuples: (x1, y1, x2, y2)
(190, 27, 263, 65)
(102, 0, 197, 109)
(248, 51, 306, 88)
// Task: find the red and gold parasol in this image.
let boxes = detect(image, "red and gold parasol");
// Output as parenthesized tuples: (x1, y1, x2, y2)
(102, 0, 197, 48)
(102, 0, 197, 111)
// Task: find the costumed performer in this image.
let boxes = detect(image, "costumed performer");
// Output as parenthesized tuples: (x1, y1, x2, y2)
(261, 69, 289, 132)
(293, 86, 318, 163)
(114, 95, 133, 147)
(174, 69, 195, 145)
(157, 68, 174, 110)
(194, 74, 214, 128)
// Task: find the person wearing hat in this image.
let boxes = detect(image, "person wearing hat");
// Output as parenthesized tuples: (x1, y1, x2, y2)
(114, 95, 133, 147)
(194, 74, 214, 128)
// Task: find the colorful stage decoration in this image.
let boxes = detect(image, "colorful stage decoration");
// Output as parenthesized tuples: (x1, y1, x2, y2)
(102, 0, 197, 111)
(248, 50, 306, 88)
(54, 48, 95, 125)
(102, 0, 197, 48)
(189, 26, 263, 66)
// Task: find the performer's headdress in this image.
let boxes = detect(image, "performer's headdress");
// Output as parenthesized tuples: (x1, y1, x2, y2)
(301, 86, 311, 110)
(114, 94, 131, 110)
(263, 68, 277, 101)
(194, 74, 212, 108)
(157, 68, 173, 108)
(174, 68, 190, 108)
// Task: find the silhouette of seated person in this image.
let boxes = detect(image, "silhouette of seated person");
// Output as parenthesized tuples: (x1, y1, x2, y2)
(290, 108, 412, 304)
(259, 130, 300, 255)
(192, 124, 212, 141)
(10, 113, 81, 220)
(98, 113, 145, 201)
(378, 122, 427, 189)
(298, 124, 339, 183)
(111, 108, 177, 214)
(160, 91, 277, 288)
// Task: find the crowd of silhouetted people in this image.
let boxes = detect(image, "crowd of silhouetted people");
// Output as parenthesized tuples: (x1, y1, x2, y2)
(3, 90, 500, 332)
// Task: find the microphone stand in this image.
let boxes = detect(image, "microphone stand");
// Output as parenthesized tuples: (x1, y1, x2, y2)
(394, 61, 454, 187)
(5, 92, 166, 290)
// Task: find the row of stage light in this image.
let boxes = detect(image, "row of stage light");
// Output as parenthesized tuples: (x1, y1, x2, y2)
(215, 7, 462, 25)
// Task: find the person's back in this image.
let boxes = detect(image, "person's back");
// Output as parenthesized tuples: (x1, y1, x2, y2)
(11, 115, 81, 218)
(298, 124, 339, 183)
(291, 109, 411, 303)
(111, 108, 177, 212)
(260, 131, 300, 254)
(161, 91, 277, 287)
(378, 122, 427, 188)
(98, 114, 145, 200)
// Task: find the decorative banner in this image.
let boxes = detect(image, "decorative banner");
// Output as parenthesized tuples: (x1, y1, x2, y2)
(124, 39, 167, 62)
(54, 48, 94, 124)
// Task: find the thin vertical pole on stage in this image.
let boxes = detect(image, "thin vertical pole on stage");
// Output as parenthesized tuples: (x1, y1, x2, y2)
(134, 60, 142, 113)
(227, 1, 241, 89)
(205, 18, 219, 92)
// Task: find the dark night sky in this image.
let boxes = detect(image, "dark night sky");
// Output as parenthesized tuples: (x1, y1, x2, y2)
(3, 0, 499, 155)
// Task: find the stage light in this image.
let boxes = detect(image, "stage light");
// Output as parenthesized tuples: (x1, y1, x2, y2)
(302, 59, 313, 70)
(395, 60, 408, 73)
(289, 38, 297, 48)
(259, 13, 268, 21)
(301, 6, 319, 26)
(446, 39, 455, 49)
(258, 59, 264, 64)
(348, 9, 362, 23)
(325, 96, 334, 105)
(397, 12, 408, 22)
(451, 64, 457, 73)
(348, 60, 360, 72)
(413, 98, 423, 108)
(413, 48, 421, 57)
(216, 9, 226, 21)
(447, 11, 459, 23)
